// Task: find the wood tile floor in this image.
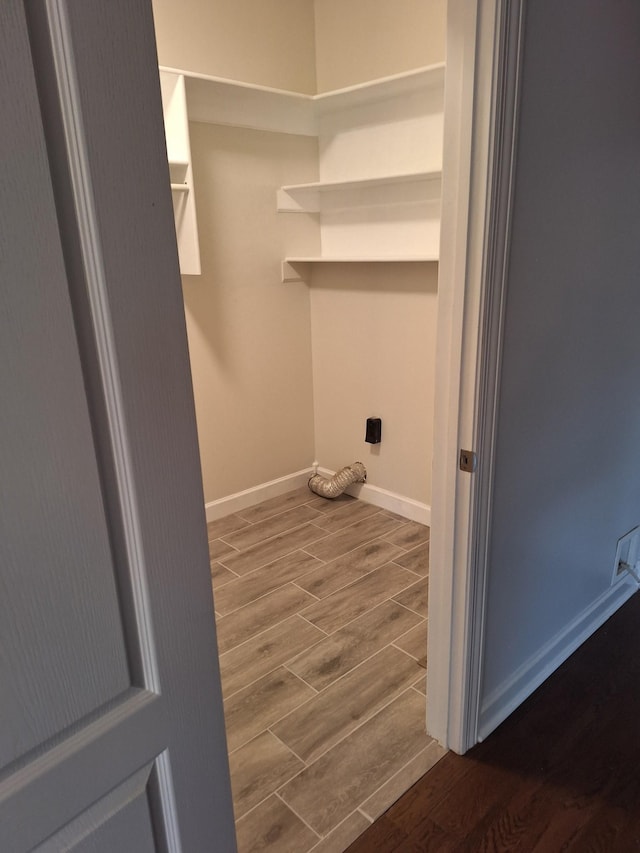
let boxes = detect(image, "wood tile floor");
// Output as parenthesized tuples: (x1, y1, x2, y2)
(207, 487, 446, 853)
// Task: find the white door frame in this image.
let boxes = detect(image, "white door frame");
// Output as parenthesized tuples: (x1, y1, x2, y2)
(428, 0, 526, 753)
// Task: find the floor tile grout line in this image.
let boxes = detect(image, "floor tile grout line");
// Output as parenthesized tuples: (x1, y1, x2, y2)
(218, 612, 322, 669)
(283, 606, 425, 690)
(272, 676, 426, 772)
(390, 641, 425, 665)
(391, 557, 430, 576)
(214, 570, 322, 619)
(222, 505, 329, 551)
(273, 791, 323, 842)
(267, 726, 310, 767)
(270, 687, 429, 841)
(296, 567, 427, 636)
(219, 605, 426, 713)
(234, 494, 318, 525)
(281, 663, 320, 695)
(355, 740, 440, 824)
(292, 549, 416, 603)
(306, 811, 373, 853)
(389, 599, 427, 620)
(280, 640, 425, 715)
(216, 525, 330, 575)
(219, 515, 327, 553)
(302, 528, 417, 573)
(225, 684, 321, 757)
(310, 504, 392, 536)
(224, 638, 423, 748)
(305, 522, 408, 563)
(290, 581, 321, 602)
(216, 601, 329, 655)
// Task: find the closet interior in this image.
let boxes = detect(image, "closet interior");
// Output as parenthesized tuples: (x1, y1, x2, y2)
(152, 1, 448, 849)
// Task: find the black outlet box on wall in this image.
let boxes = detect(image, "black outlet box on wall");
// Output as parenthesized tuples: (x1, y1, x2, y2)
(365, 417, 382, 444)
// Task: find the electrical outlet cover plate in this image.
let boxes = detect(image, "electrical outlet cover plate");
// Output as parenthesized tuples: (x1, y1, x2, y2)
(612, 525, 640, 585)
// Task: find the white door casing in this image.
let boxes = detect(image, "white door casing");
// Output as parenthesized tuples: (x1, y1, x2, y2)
(0, 1, 235, 849)
(428, 0, 525, 753)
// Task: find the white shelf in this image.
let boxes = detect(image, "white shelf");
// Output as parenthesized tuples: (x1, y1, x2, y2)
(277, 170, 441, 212)
(159, 63, 445, 137)
(157, 63, 446, 280)
(282, 256, 437, 282)
(314, 63, 445, 115)
(160, 71, 200, 275)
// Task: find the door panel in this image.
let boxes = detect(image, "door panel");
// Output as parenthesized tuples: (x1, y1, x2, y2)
(0, 0, 131, 767)
(1, 1, 235, 849)
(34, 765, 157, 853)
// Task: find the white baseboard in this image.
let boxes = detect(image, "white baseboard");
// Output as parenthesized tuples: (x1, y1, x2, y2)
(316, 467, 431, 526)
(204, 468, 313, 523)
(205, 465, 431, 526)
(478, 578, 638, 742)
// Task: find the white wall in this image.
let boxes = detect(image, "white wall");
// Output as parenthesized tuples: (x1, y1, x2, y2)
(184, 124, 319, 502)
(309, 0, 443, 507)
(152, 0, 319, 504)
(314, 0, 446, 92)
(153, 0, 444, 509)
(310, 264, 437, 503)
(152, 0, 317, 93)
(479, 0, 640, 736)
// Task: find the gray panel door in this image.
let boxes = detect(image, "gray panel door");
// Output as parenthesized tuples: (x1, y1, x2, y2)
(0, 1, 235, 849)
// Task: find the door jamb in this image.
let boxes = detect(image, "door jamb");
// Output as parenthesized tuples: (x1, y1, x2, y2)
(427, 0, 526, 753)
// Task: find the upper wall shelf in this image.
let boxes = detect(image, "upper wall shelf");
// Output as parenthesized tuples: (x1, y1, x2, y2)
(159, 63, 446, 138)
(277, 170, 442, 212)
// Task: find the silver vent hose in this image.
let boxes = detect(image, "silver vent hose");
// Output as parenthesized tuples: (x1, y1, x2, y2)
(308, 462, 367, 499)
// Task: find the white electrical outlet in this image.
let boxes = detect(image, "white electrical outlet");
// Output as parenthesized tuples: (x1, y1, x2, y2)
(612, 525, 640, 585)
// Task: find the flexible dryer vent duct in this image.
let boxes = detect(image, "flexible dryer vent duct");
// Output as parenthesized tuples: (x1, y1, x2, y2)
(308, 462, 367, 499)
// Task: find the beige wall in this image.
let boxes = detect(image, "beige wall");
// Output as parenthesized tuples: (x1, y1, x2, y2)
(184, 123, 319, 502)
(152, 0, 317, 93)
(155, 0, 444, 508)
(313, 0, 446, 91)
(310, 264, 437, 505)
(310, 0, 443, 506)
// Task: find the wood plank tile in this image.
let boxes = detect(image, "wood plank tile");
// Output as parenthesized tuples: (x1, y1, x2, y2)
(393, 541, 430, 575)
(392, 620, 427, 665)
(209, 537, 237, 560)
(219, 615, 325, 698)
(392, 579, 428, 618)
(308, 811, 371, 853)
(215, 583, 318, 654)
(224, 667, 316, 753)
(413, 678, 426, 696)
(312, 501, 381, 533)
(296, 540, 404, 599)
(279, 689, 431, 836)
(235, 795, 319, 853)
(304, 514, 404, 562)
(287, 601, 423, 691)
(223, 505, 322, 550)
(229, 731, 305, 819)
(305, 493, 355, 514)
(301, 563, 419, 634)
(237, 488, 314, 524)
(214, 550, 321, 616)
(360, 741, 447, 822)
(206, 513, 249, 541)
(383, 521, 430, 549)
(219, 523, 328, 575)
(210, 561, 238, 589)
(273, 646, 423, 764)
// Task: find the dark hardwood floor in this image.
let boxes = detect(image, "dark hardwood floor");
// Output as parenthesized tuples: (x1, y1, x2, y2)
(346, 590, 640, 852)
